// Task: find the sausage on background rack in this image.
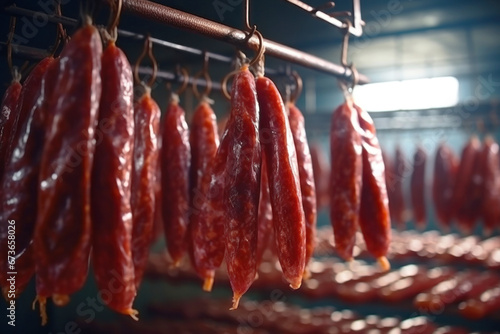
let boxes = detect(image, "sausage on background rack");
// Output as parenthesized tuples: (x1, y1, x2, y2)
(0, 56, 54, 299)
(329, 99, 362, 262)
(223, 66, 261, 309)
(479, 136, 500, 236)
(90, 38, 137, 317)
(392, 145, 407, 228)
(382, 150, 397, 223)
(131, 85, 161, 289)
(287, 102, 317, 278)
(33, 20, 102, 323)
(310, 143, 330, 210)
(161, 93, 191, 267)
(188, 98, 222, 291)
(410, 146, 427, 229)
(453, 136, 482, 233)
(432, 142, 458, 230)
(257, 73, 306, 291)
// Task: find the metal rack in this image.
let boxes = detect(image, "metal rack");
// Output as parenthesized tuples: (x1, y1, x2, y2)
(3, 0, 369, 87)
(100, 0, 369, 84)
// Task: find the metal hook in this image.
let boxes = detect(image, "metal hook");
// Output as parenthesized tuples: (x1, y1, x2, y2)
(134, 34, 157, 88)
(50, 1, 67, 56)
(107, 0, 123, 32)
(175, 65, 189, 95)
(290, 70, 303, 104)
(244, 0, 253, 31)
(6, 16, 20, 81)
(167, 65, 189, 95)
(221, 69, 240, 101)
(192, 51, 213, 99)
(243, 0, 265, 68)
(339, 19, 358, 90)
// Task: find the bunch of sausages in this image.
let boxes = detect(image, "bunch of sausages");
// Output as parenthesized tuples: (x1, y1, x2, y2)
(186, 66, 318, 309)
(0, 18, 327, 317)
(0, 20, 141, 322)
(382, 136, 500, 235)
(329, 99, 391, 270)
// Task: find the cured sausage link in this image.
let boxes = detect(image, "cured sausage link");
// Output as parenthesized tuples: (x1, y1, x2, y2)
(287, 103, 317, 278)
(329, 100, 362, 262)
(91, 41, 136, 316)
(224, 67, 261, 309)
(257, 75, 306, 290)
(131, 88, 161, 289)
(354, 103, 391, 271)
(34, 22, 102, 322)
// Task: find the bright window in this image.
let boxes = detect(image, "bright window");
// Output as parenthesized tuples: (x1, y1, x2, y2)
(352, 76, 459, 111)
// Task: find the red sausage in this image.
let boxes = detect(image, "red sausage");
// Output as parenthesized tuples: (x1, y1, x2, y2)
(131, 88, 161, 289)
(0, 57, 54, 299)
(188, 100, 220, 290)
(354, 103, 391, 271)
(392, 145, 407, 228)
(329, 100, 362, 262)
(310, 143, 330, 210)
(410, 146, 427, 229)
(287, 102, 317, 277)
(453, 137, 482, 233)
(90, 41, 136, 316)
(161, 95, 191, 266)
(34, 22, 102, 319)
(224, 67, 261, 309)
(432, 143, 458, 230)
(480, 137, 500, 236)
(257, 75, 306, 290)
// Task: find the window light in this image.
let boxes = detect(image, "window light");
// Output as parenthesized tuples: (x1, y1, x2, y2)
(352, 76, 459, 112)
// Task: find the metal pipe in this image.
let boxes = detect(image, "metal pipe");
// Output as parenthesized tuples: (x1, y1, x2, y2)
(117, 0, 368, 84)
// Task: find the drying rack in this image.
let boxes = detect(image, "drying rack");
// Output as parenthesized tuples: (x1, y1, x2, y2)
(2, 0, 368, 87)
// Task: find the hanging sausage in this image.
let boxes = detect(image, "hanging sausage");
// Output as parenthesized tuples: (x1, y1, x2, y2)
(188, 97, 221, 291)
(410, 146, 427, 229)
(223, 65, 261, 309)
(0, 56, 54, 300)
(257, 74, 306, 291)
(453, 136, 482, 233)
(90, 33, 136, 316)
(161, 91, 191, 267)
(432, 142, 458, 230)
(479, 137, 500, 236)
(392, 145, 407, 229)
(354, 103, 391, 271)
(310, 143, 330, 210)
(130, 36, 161, 290)
(33, 19, 102, 323)
(131, 87, 161, 289)
(329, 99, 362, 262)
(287, 101, 317, 278)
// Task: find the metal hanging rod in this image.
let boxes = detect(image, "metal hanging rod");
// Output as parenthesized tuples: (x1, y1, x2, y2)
(282, 0, 363, 37)
(2, 5, 279, 75)
(0, 40, 217, 90)
(102, 0, 368, 84)
(3, 1, 368, 83)
(2, 5, 230, 63)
